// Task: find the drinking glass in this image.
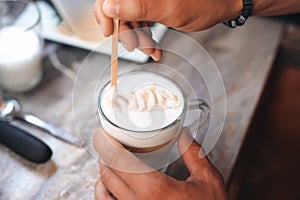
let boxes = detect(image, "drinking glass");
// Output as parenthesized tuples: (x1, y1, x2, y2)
(0, 0, 43, 93)
(98, 71, 210, 170)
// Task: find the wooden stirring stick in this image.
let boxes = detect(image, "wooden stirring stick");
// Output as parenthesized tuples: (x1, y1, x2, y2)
(111, 19, 119, 87)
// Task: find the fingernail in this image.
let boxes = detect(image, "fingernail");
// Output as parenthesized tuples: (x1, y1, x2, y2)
(103, 0, 119, 17)
(151, 54, 159, 61)
(151, 55, 157, 61)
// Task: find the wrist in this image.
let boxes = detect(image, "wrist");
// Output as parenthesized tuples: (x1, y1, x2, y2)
(251, 0, 272, 16)
(223, 0, 253, 28)
(221, 0, 244, 23)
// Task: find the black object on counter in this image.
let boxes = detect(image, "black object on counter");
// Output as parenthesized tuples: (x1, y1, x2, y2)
(0, 121, 52, 163)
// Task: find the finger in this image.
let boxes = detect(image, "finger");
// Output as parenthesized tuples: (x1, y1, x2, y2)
(93, 129, 167, 190)
(119, 22, 161, 59)
(128, 21, 152, 37)
(102, 0, 164, 21)
(119, 21, 138, 51)
(112, 167, 175, 196)
(128, 21, 141, 29)
(119, 21, 152, 53)
(94, 0, 113, 37)
(133, 29, 155, 55)
(141, 22, 152, 38)
(93, 129, 153, 173)
(95, 178, 115, 200)
(177, 128, 212, 177)
(127, 22, 160, 59)
(150, 44, 162, 61)
(100, 163, 134, 200)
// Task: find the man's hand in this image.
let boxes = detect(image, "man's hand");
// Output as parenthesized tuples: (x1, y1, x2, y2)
(94, 0, 242, 61)
(93, 128, 229, 200)
(94, 0, 241, 33)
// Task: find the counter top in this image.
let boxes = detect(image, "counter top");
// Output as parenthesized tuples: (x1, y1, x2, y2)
(0, 17, 283, 199)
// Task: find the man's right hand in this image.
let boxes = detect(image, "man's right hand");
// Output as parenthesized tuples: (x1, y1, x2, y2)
(94, 0, 242, 34)
(93, 0, 242, 61)
(94, 128, 229, 200)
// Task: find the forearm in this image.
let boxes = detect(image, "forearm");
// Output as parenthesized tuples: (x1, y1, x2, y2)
(253, 0, 300, 16)
(94, 0, 300, 53)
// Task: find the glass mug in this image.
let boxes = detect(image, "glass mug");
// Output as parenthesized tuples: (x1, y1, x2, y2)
(0, 0, 43, 93)
(97, 71, 209, 170)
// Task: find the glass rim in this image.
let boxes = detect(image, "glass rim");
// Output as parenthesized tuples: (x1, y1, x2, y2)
(0, 0, 41, 33)
(97, 71, 187, 134)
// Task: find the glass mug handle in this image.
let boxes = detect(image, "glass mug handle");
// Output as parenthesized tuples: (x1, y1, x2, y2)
(186, 98, 210, 128)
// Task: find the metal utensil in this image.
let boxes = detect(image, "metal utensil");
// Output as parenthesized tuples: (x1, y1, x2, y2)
(0, 97, 83, 147)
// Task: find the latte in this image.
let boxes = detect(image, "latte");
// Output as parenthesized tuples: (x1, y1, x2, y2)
(100, 72, 184, 132)
(99, 72, 185, 149)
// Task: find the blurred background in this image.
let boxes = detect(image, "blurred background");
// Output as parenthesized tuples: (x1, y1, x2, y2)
(228, 14, 300, 200)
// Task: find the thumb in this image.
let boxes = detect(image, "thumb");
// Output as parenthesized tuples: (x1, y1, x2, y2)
(178, 128, 211, 177)
(102, 0, 163, 21)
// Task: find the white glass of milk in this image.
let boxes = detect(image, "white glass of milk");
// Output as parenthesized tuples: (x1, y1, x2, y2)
(0, 0, 43, 93)
(98, 71, 210, 171)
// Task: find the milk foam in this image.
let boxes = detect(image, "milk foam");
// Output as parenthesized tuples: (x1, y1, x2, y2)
(128, 85, 180, 112)
(100, 73, 184, 132)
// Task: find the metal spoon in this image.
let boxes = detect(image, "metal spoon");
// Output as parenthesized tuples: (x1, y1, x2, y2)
(0, 97, 83, 147)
